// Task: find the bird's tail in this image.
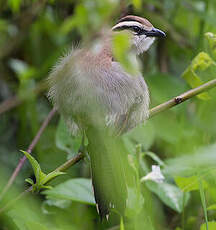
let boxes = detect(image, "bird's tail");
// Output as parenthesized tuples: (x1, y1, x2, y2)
(86, 126, 129, 219)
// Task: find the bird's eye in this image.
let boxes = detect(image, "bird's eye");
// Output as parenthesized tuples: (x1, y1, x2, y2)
(132, 26, 142, 34)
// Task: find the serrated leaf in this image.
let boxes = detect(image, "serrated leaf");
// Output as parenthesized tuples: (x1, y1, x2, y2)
(42, 178, 95, 205)
(175, 176, 208, 192)
(146, 181, 190, 213)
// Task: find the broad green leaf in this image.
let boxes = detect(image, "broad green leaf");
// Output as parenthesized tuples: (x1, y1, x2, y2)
(42, 178, 95, 205)
(175, 176, 208, 192)
(124, 122, 155, 151)
(112, 32, 140, 75)
(207, 204, 216, 210)
(25, 222, 49, 230)
(7, 209, 50, 230)
(146, 181, 190, 213)
(182, 52, 215, 100)
(56, 117, 82, 157)
(200, 221, 216, 230)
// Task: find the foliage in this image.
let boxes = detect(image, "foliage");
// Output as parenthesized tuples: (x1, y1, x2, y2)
(1, 0, 216, 230)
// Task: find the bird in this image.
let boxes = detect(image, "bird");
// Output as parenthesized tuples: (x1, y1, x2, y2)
(47, 15, 166, 219)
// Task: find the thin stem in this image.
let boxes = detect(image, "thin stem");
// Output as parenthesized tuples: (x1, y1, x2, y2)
(0, 108, 57, 201)
(55, 152, 85, 172)
(149, 78, 216, 118)
(1, 78, 216, 212)
(0, 152, 84, 213)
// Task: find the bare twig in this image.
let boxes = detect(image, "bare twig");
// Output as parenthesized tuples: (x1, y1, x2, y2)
(0, 107, 57, 200)
(149, 78, 216, 118)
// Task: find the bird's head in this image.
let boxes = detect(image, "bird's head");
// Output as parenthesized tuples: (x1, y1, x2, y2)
(112, 15, 166, 55)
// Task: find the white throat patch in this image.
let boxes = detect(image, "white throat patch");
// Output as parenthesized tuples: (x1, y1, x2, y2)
(132, 35, 155, 55)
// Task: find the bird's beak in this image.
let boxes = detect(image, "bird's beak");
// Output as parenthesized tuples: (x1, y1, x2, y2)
(145, 28, 166, 38)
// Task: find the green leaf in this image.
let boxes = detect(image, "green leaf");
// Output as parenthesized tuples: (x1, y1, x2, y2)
(56, 117, 82, 157)
(175, 176, 208, 192)
(207, 204, 216, 210)
(21, 151, 64, 193)
(21, 150, 46, 185)
(145, 151, 165, 167)
(8, 0, 22, 13)
(205, 32, 216, 61)
(120, 217, 125, 230)
(182, 52, 215, 100)
(41, 171, 65, 185)
(25, 178, 34, 185)
(124, 122, 155, 151)
(146, 181, 190, 213)
(200, 221, 216, 230)
(42, 178, 95, 205)
(112, 32, 140, 75)
(132, 0, 141, 9)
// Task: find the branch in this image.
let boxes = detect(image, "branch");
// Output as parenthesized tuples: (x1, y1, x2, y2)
(149, 78, 216, 118)
(0, 108, 57, 201)
(1, 78, 216, 212)
(0, 152, 84, 213)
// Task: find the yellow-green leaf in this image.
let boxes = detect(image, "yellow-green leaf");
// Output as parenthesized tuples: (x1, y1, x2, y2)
(205, 32, 216, 61)
(200, 221, 216, 230)
(112, 32, 140, 75)
(175, 176, 208, 192)
(181, 52, 216, 100)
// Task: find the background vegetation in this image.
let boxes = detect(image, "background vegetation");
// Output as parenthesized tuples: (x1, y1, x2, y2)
(1, 0, 216, 229)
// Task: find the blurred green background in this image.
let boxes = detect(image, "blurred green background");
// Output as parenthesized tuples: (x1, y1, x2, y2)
(1, 0, 216, 229)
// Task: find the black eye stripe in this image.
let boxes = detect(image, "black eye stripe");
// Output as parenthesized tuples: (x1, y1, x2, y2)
(113, 25, 147, 35)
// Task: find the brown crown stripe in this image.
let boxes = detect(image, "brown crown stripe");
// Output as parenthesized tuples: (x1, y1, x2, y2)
(117, 15, 152, 27)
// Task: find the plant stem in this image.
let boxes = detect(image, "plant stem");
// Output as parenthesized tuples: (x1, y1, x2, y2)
(0, 152, 84, 213)
(149, 78, 216, 118)
(0, 108, 57, 201)
(1, 78, 216, 212)
(55, 152, 85, 172)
